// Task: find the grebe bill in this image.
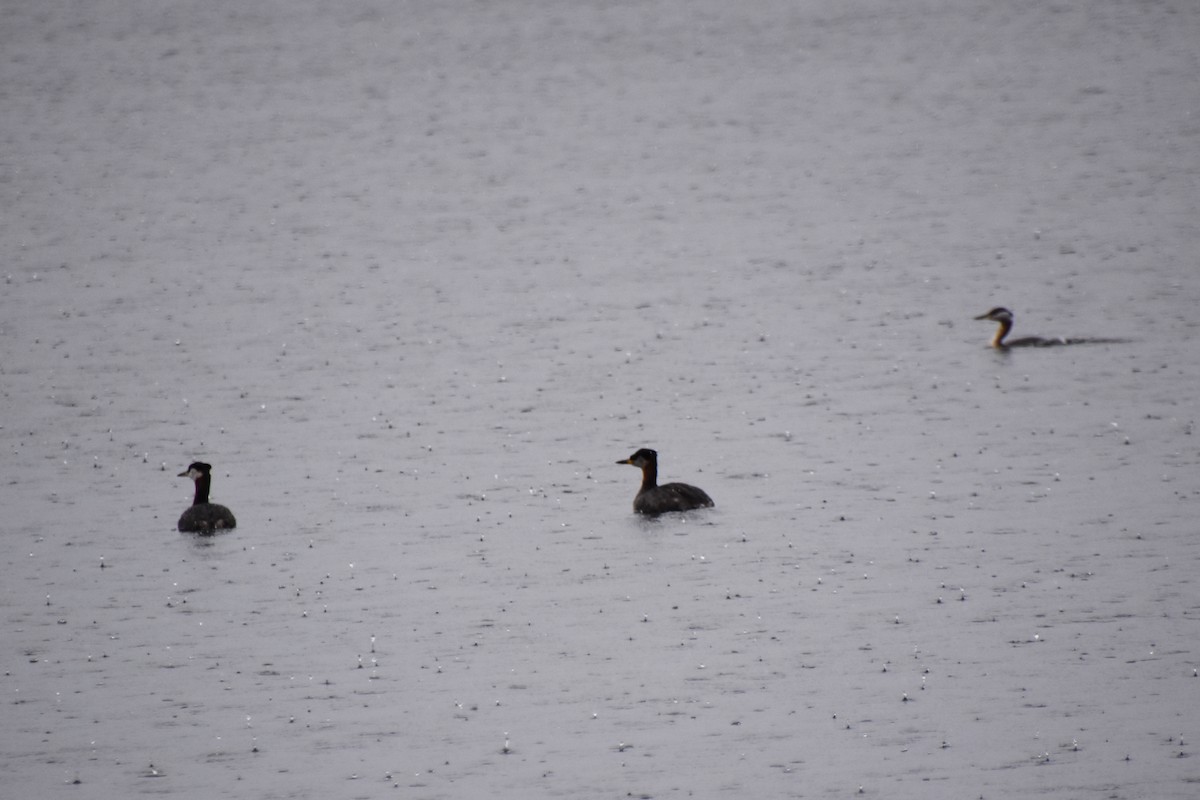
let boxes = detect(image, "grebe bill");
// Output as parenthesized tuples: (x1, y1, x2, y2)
(617, 448, 714, 516)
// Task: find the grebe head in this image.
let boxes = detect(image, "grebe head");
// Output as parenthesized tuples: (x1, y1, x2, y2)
(974, 307, 1013, 324)
(178, 462, 212, 481)
(616, 448, 658, 469)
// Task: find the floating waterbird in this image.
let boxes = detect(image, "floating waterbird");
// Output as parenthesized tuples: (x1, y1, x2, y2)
(177, 461, 237, 533)
(616, 448, 714, 516)
(974, 307, 1126, 349)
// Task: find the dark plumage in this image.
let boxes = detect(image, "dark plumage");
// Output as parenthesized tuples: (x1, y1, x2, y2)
(177, 462, 237, 534)
(617, 448, 714, 517)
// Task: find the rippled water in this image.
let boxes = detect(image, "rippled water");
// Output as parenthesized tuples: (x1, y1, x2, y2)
(3, 1, 1199, 798)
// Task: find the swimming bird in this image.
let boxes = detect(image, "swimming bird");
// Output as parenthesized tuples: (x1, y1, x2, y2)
(974, 307, 1068, 348)
(177, 462, 237, 534)
(975, 306, 1130, 349)
(616, 448, 714, 516)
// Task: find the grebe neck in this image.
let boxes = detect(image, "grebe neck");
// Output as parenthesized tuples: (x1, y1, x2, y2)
(639, 462, 658, 494)
(992, 317, 1013, 348)
(193, 473, 211, 505)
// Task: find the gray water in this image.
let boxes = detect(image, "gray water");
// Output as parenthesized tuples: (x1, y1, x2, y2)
(3, 1, 1199, 797)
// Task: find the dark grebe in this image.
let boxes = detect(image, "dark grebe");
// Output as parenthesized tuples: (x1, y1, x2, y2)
(177, 462, 237, 533)
(974, 307, 1067, 348)
(975, 307, 1128, 349)
(617, 448, 714, 516)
